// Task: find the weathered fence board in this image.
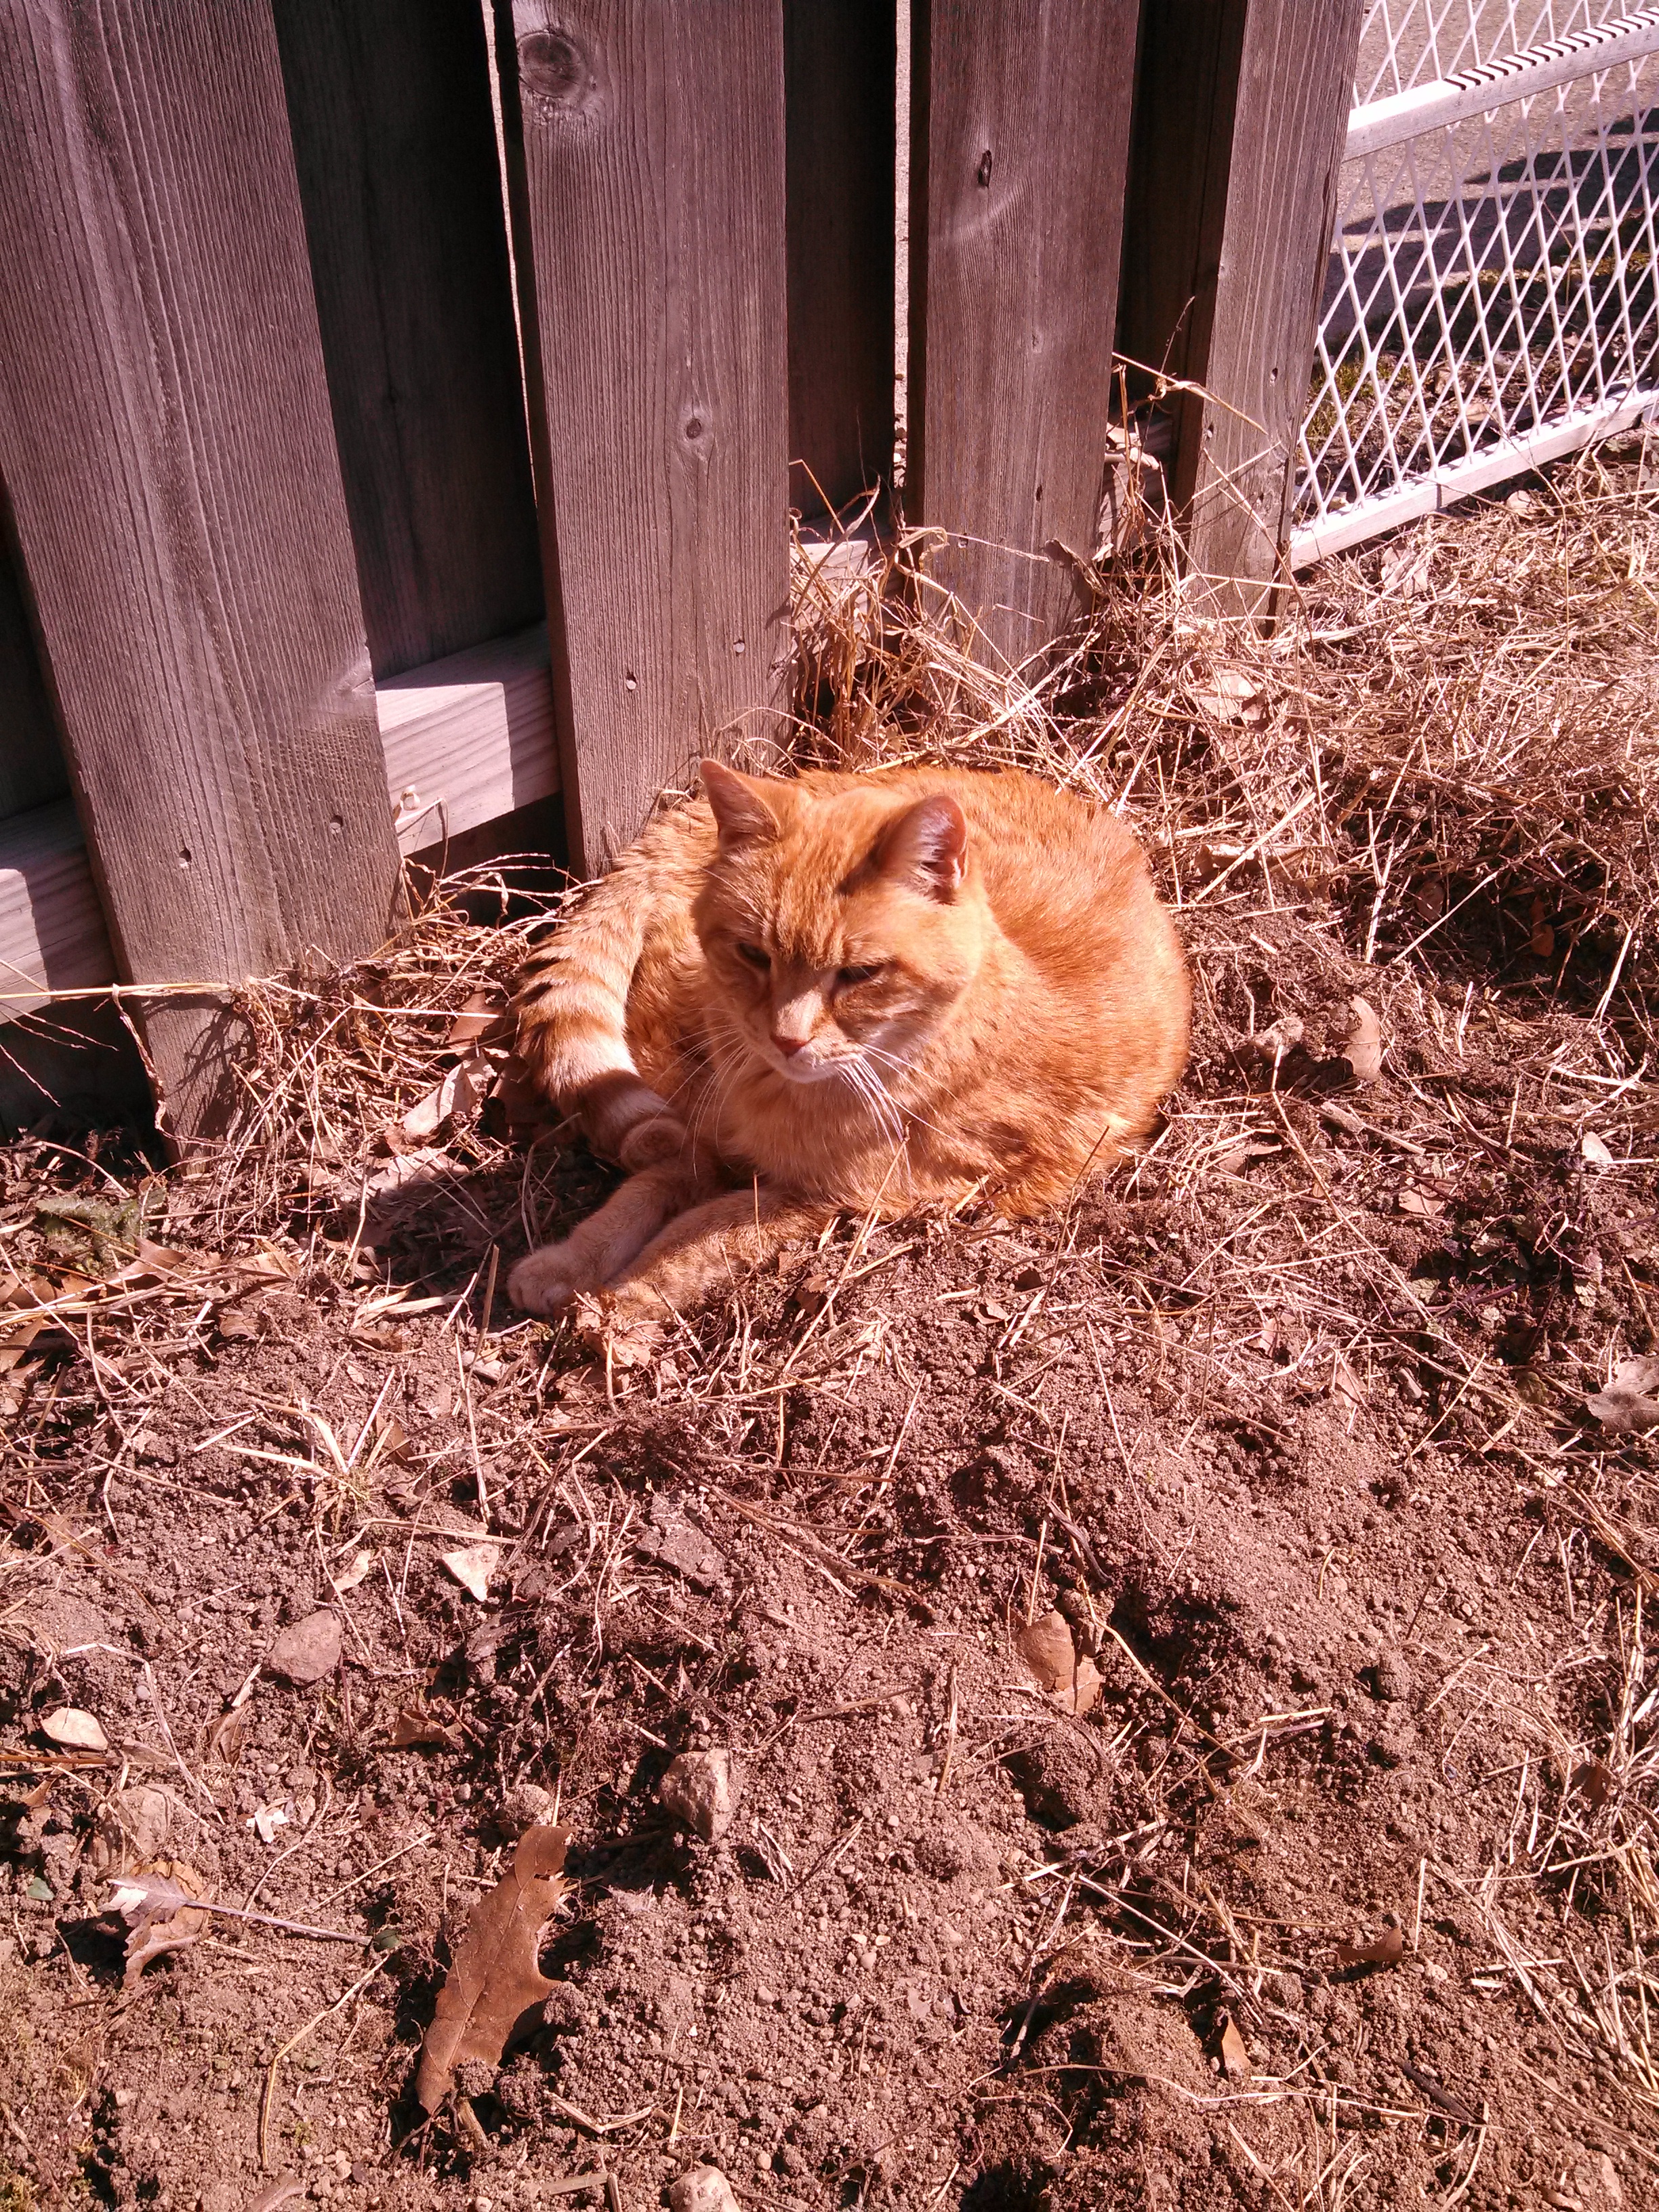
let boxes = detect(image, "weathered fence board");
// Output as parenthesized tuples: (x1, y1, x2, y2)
(0, 0, 403, 1138)
(378, 625, 558, 856)
(907, 0, 1140, 665)
(0, 634, 558, 1022)
(1124, 0, 1363, 613)
(784, 0, 897, 523)
(497, 0, 790, 872)
(273, 0, 546, 679)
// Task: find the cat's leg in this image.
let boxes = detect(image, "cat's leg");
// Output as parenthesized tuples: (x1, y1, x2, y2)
(508, 1162, 703, 1317)
(586, 1186, 832, 1357)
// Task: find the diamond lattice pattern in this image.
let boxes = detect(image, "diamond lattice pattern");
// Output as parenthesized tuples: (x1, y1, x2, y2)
(1298, 9, 1659, 540)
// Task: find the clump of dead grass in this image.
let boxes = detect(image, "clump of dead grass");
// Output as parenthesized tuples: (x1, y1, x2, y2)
(5, 424, 1659, 2189)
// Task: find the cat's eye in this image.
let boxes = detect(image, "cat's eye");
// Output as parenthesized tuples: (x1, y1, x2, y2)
(836, 961, 886, 988)
(735, 940, 771, 969)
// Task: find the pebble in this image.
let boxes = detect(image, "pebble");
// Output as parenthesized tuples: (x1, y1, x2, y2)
(659, 1749, 737, 1842)
(496, 1782, 554, 1837)
(668, 2166, 738, 2212)
(264, 1609, 342, 1687)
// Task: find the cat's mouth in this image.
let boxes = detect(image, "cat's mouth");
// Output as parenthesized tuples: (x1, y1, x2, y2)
(764, 1047, 845, 1084)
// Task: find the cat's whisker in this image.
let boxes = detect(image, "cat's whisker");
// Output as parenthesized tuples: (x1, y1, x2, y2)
(844, 1056, 906, 1149)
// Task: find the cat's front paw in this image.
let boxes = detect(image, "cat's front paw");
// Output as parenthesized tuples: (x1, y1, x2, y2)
(508, 1240, 603, 1317)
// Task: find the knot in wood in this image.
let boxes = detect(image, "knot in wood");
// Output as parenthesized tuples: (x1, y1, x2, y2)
(518, 24, 598, 119)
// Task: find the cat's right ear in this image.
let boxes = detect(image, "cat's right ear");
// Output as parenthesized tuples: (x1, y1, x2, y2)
(700, 759, 781, 847)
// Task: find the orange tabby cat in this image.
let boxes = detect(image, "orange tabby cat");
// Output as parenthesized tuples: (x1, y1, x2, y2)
(508, 760, 1188, 1346)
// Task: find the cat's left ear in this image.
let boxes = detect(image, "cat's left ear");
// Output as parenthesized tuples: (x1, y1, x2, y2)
(701, 759, 782, 846)
(877, 793, 968, 899)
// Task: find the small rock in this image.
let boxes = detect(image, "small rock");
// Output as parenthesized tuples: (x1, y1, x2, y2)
(659, 1750, 736, 1842)
(264, 1610, 342, 1687)
(669, 2166, 738, 2212)
(497, 1782, 554, 1838)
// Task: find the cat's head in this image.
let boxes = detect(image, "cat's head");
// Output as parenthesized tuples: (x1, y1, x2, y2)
(691, 760, 990, 1085)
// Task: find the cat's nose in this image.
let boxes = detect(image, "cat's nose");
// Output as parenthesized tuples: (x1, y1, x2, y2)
(771, 1031, 809, 1057)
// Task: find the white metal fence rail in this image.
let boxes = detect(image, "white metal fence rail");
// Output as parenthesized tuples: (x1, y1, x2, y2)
(1292, 2, 1659, 564)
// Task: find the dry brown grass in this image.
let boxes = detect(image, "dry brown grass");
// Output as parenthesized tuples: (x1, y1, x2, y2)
(4, 433, 1659, 2198)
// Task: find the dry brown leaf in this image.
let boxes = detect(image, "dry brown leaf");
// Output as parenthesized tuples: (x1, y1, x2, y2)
(109, 1859, 212, 1987)
(0, 1322, 42, 1373)
(1397, 1184, 1447, 1218)
(1331, 1353, 1366, 1412)
(1343, 996, 1383, 1083)
(446, 991, 510, 1050)
(441, 1543, 501, 1602)
(1586, 1357, 1659, 1435)
(416, 1824, 570, 2110)
(331, 1549, 374, 1594)
(1335, 1923, 1404, 1970)
(396, 1054, 490, 1146)
(1015, 1610, 1101, 1714)
(1217, 2011, 1252, 2079)
(1016, 1610, 1076, 1696)
(389, 1707, 463, 1751)
(205, 1704, 250, 1766)
(1191, 665, 1265, 724)
(41, 1707, 108, 1753)
(1572, 1757, 1614, 1811)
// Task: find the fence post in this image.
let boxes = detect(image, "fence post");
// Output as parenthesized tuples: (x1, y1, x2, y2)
(1120, 0, 1364, 617)
(0, 0, 403, 1142)
(495, 0, 790, 874)
(784, 0, 897, 524)
(272, 0, 545, 681)
(907, 0, 1141, 666)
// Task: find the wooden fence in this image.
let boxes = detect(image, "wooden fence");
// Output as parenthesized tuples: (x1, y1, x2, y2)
(0, 0, 1362, 1139)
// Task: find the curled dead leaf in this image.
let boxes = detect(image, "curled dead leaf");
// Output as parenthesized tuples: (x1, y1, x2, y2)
(331, 1549, 374, 1595)
(1343, 996, 1383, 1084)
(446, 991, 510, 1050)
(1015, 1610, 1103, 1715)
(108, 1859, 212, 1987)
(394, 1054, 491, 1148)
(389, 1707, 464, 1752)
(1017, 1610, 1075, 1696)
(1334, 1923, 1404, 1971)
(1571, 1758, 1614, 1811)
(1217, 2011, 1252, 2080)
(1586, 1357, 1659, 1435)
(1191, 665, 1265, 724)
(40, 1707, 108, 1753)
(416, 1824, 570, 2110)
(441, 1543, 501, 1603)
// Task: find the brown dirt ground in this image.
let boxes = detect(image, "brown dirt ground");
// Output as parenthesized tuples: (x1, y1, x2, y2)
(2, 461, 1657, 2212)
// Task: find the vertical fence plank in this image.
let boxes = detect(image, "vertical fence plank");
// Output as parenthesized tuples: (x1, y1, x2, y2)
(1124, 0, 1362, 614)
(784, 0, 897, 523)
(497, 1, 790, 872)
(907, 0, 1140, 666)
(0, 0, 403, 1139)
(273, 0, 545, 679)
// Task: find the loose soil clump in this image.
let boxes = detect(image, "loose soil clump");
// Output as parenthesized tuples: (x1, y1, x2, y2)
(2, 453, 1656, 2211)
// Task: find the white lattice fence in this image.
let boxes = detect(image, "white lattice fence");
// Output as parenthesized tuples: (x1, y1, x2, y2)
(1293, 1, 1659, 562)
